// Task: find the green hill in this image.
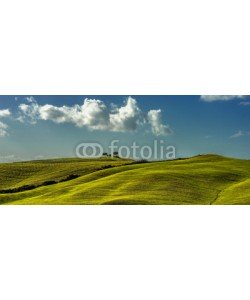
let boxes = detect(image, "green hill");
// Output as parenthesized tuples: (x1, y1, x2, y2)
(0, 155, 249, 205)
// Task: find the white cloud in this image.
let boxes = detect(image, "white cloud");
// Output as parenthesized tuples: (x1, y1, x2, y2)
(0, 109, 11, 137)
(200, 95, 245, 102)
(147, 110, 172, 136)
(76, 99, 110, 130)
(18, 97, 172, 136)
(39, 100, 111, 131)
(230, 130, 250, 139)
(0, 109, 11, 118)
(0, 121, 8, 137)
(26, 96, 36, 103)
(110, 97, 144, 132)
(18, 102, 41, 123)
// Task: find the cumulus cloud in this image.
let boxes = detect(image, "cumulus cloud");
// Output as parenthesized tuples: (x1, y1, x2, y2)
(200, 95, 245, 102)
(0, 109, 11, 118)
(110, 97, 144, 132)
(0, 109, 11, 137)
(0, 121, 8, 137)
(230, 130, 250, 139)
(18, 101, 41, 124)
(147, 110, 172, 136)
(39, 100, 111, 130)
(18, 96, 172, 136)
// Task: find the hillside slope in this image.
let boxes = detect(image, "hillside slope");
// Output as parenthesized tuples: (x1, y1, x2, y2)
(0, 155, 249, 205)
(0, 157, 132, 190)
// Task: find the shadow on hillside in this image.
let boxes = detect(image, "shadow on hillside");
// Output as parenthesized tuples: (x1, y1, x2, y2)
(0, 174, 80, 194)
(0, 163, 129, 194)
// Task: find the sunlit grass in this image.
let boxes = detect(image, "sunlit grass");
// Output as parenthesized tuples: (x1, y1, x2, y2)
(0, 155, 249, 205)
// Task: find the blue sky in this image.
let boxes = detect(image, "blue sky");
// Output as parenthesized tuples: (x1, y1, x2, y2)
(0, 95, 249, 161)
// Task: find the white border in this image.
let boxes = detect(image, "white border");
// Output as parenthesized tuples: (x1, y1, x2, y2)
(1, 206, 250, 300)
(0, 0, 250, 299)
(0, 0, 249, 95)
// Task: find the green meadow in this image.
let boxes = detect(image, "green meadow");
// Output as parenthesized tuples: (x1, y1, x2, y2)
(0, 154, 249, 205)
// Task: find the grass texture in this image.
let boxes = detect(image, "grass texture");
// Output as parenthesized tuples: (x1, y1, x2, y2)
(0, 155, 249, 205)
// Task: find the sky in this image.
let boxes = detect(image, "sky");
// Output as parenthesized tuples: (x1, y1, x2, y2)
(0, 95, 249, 162)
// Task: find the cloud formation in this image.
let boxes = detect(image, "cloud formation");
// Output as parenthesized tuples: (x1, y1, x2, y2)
(230, 130, 250, 139)
(18, 97, 172, 136)
(0, 121, 8, 137)
(0, 109, 11, 117)
(148, 110, 172, 136)
(0, 109, 11, 137)
(200, 95, 245, 102)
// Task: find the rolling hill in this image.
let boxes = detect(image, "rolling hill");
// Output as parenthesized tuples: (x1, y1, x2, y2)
(0, 154, 249, 205)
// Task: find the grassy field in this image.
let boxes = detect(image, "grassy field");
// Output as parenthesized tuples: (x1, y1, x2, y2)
(0, 154, 249, 205)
